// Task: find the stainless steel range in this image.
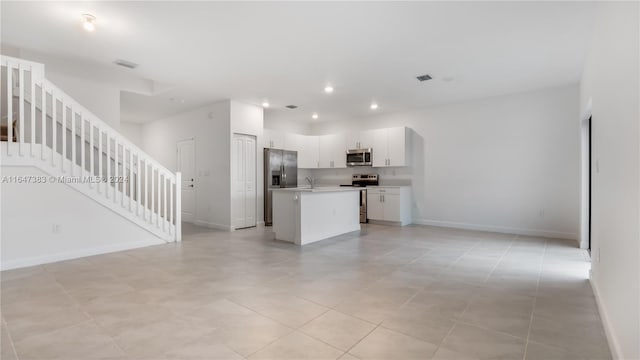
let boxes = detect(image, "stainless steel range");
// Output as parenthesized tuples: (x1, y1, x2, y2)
(340, 174, 379, 223)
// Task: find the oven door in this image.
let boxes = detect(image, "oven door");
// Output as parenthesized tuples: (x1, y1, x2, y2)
(346, 149, 372, 166)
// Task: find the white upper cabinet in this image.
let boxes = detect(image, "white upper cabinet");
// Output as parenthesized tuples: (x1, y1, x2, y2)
(346, 130, 376, 150)
(298, 135, 319, 169)
(318, 133, 346, 169)
(262, 126, 410, 169)
(263, 129, 285, 149)
(284, 133, 302, 152)
(371, 127, 409, 167)
(386, 127, 409, 167)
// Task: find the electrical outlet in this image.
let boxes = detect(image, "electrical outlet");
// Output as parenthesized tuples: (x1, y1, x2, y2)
(52, 224, 61, 234)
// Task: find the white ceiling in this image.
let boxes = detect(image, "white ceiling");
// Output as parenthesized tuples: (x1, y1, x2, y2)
(1, 1, 596, 123)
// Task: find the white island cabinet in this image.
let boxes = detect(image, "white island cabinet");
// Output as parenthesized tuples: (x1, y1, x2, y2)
(272, 187, 361, 245)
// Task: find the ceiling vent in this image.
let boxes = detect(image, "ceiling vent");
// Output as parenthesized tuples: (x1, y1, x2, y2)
(115, 59, 139, 69)
(416, 74, 433, 82)
(285, 105, 298, 109)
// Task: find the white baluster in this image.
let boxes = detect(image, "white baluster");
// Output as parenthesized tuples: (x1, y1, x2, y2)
(18, 64, 24, 155)
(129, 149, 133, 211)
(176, 172, 182, 242)
(61, 103, 67, 172)
(137, 156, 141, 216)
(144, 161, 149, 220)
(30, 68, 35, 156)
(150, 166, 154, 224)
(106, 133, 110, 199)
(6, 62, 12, 155)
(98, 127, 102, 193)
(169, 178, 174, 234)
(51, 91, 56, 165)
(88, 120, 94, 188)
(163, 174, 168, 231)
(80, 114, 85, 178)
(41, 83, 46, 160)
(70, 110, 75, 175)
(113, 138, 118, 203)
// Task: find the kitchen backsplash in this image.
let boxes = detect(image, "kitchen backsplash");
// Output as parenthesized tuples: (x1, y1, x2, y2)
(297, 167, 412, 186)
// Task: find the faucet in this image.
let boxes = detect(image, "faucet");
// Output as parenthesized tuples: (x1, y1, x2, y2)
(305, 176, 317, 189)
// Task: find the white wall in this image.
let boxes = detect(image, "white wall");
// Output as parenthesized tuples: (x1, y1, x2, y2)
(263, 112, 312, 135)
(579, 2, 640, 359)
(266, 85, 581, 239)
(141, 101, 232, 230)
(120, 121, 144, 148)
(0, 166, 164, 270)
(44, 70, 121, 129)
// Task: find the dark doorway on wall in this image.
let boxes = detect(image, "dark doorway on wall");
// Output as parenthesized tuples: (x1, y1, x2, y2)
(588, 116, 592, 253)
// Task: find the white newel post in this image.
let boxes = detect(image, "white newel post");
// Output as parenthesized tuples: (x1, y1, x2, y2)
(175, 171, 182, 242)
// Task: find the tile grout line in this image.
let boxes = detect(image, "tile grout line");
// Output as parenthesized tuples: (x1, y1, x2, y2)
(425, 233, 494, 357)
(482, 234, 517, 283)
(50, 274, 129, 356)
(2, 316, 20, 360)
(521, 237, 548, 360)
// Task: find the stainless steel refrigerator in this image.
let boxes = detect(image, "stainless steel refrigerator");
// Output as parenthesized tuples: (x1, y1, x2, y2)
(264, 148, 298, 226)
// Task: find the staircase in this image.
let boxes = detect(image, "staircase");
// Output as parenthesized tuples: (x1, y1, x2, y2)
(1, 55, 181, 243)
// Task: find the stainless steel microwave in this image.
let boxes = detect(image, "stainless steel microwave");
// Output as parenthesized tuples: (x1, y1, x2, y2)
(346, 148, 372, 166)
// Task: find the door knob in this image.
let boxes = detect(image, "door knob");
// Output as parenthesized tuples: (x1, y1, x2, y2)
(188, 184, 194, 187)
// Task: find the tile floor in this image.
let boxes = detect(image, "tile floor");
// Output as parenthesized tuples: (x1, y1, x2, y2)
(1, 223, 611, 359)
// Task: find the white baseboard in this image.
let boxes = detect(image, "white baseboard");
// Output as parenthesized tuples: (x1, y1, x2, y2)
(590, 276, 620, 359)
(192, 219, 232, 231)
(1, 239, 165, 271)
(413, 218, 577, 240)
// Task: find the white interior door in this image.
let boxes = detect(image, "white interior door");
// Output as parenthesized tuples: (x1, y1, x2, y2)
(177, 139, 196, 222)
(232, 134, 257, 229)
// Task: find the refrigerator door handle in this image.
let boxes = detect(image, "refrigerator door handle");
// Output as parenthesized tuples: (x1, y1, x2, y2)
(281, 164, 286, 186)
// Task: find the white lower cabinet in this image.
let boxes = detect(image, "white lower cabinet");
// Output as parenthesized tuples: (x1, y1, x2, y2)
(366, 186, 411, 225)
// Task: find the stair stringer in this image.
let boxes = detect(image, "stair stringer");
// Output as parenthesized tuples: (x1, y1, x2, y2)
(1, 142, 176, 243)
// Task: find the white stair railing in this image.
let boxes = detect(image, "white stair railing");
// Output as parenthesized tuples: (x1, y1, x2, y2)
(1, 55, 181, 242)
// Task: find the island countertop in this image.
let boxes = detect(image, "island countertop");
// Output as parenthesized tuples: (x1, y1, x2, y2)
(271, 187, 361, 193)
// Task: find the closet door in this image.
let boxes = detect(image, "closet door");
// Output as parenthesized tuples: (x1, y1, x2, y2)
(232, 134, 257, 229)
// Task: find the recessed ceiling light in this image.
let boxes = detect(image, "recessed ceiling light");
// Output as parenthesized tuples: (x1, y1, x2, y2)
(262, 101, 270, 108)
(324, 85, 334, 94)
(370, 103, 379, 110)
(82, 13, 96, 32)
(312, 113, 319, 120)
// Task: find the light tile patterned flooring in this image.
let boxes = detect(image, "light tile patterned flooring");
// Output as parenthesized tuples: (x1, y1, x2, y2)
(1, 223, 610, 360)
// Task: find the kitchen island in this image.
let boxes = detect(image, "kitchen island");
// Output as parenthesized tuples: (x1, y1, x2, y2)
(271, 187, 361, 245)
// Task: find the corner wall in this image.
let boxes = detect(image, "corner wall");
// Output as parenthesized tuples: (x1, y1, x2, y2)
(141, 101, 232, 230)
(579, 2, 640, 358)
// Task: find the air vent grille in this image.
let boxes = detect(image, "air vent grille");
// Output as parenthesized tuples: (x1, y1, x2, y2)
(416, 74, 433, 82)
(285, 105, 298, 109)
(115, 59, 139, 69)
